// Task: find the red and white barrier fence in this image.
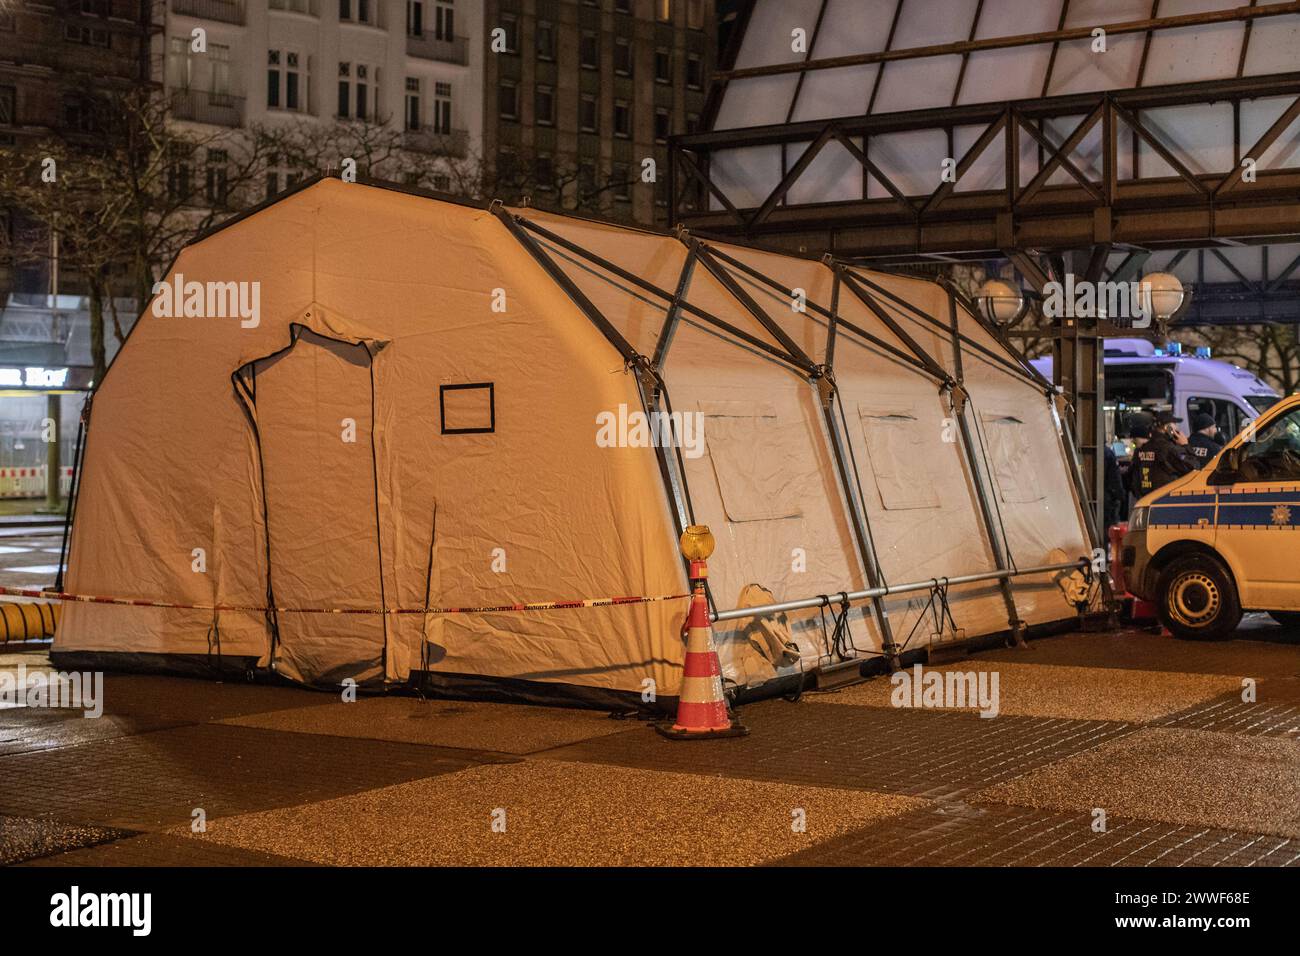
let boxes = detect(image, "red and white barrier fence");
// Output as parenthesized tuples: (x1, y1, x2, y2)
(0, 466, 74, 499)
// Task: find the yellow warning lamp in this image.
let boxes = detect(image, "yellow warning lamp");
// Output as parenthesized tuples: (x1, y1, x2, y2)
(680, 524, 714, 582)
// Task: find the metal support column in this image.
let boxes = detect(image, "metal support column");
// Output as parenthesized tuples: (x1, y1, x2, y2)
(1053, 248, 1108, 539)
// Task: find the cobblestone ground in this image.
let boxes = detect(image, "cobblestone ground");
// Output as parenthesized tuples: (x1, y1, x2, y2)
(2, 617, 1298, 866)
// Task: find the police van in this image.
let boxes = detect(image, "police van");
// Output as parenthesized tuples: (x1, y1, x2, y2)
(1122, 391, 1300, 640)
(1031, 338, 1279, 457)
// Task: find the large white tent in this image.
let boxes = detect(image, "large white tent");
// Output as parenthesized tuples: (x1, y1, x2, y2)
(52, 178, 1093, 708)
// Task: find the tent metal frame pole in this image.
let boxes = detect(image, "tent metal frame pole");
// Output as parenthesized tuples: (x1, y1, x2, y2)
(712, 559, 1087, 623)
(846, 270, 1036, 383)
(690, 242, 820, 375)
(838, 271, 955, 384)
(653, 243, 697, 368)
(943, 290, 1026, 642)
(814, 368, 901, 668)
(825, 265, 840, 367)
(514, 216, 811, 373)
(945, 279, 1053, 387)
(491, 204, 639, 362)
(705, 245, 945, 381)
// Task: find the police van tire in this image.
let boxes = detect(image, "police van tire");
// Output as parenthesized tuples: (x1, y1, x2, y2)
(1156, 554, 1241, 641)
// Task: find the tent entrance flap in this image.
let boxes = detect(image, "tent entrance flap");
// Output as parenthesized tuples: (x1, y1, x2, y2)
(236, 326, 389, 686)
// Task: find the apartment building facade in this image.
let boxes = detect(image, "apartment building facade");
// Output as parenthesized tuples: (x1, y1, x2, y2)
(161, 0, 484, 191)
(0, 0, 155, 147)
(483, 0, 714, 225)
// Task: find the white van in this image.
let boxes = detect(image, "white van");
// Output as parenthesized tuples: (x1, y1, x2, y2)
(1031, 338, 1279, 457)
(1122, 391, 1300, 639)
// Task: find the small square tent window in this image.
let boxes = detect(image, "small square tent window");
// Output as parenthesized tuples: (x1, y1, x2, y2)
(857, 401, 940, 510)
(980, 411, 1045, 504)
(701, 400, 806, 522)
(441, 382, 494, 434)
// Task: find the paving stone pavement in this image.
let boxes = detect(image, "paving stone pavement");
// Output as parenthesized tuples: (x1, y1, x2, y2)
(539, 700, 1137, 800)
(0, 722, 504, 831)
(775, 802, 1300, 867)
(2, 627, 1299, 867)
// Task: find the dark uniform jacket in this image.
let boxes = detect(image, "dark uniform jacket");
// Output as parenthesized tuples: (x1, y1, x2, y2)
(1186, 432, 1225, 467)
(1128, 432, 1196, 498)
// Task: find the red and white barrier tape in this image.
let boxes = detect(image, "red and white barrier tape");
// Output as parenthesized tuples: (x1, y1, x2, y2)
(0, 585, 690, 616)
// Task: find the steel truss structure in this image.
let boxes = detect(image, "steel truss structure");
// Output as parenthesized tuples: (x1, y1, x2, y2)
(491, 201, 1111, 663)
(669, 71, 1300, 262)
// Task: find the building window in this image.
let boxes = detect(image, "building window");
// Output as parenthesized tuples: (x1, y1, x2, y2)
(271, 0, 315, 13)
(210, 43, 232, 96)
(578, 162, 596, 201)
(405, 77, 421, 130)
(167, 37, 192, 90)
(205, 149, 229, 206)
(0, 86, 16, 126)
(611, 163, 630, 201)
(579, 94, 598, 133)
(338, 62, 378, 120)
(497, 149, 517, 186)
(268, 49, 305, 112)
(579, 31, 599, 69)
(656, 0, 672, 22)
(614, 0, 630, 12)
(64, 22, 110, 48)
(535, 155, 554, 192)
(535, 85, 555, 126)
(433, 81, 452, 133)
(0, 9, 14, 31)
(686, 54, 703, 90)
(498, 80, 518, 120)
(613, 99, 630, 138)
(654, 48, 671, 84)
(265, 155, 302, 200)
(407, 0, 424, 36)
(435, 0, 455, 40)
(613, 38, 632, 76)
(536, 20, 555, 61)
(686, 111, 700, 133)
(167, 145, 193, 202)
(687, 0, 704, 29)
(654, 108, 670, 143)
(339, 0, 375, 25)
(499, 15, 519, 54)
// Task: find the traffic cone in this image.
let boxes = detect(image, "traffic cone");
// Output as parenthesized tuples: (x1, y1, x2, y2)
(657, 529, 748, 740)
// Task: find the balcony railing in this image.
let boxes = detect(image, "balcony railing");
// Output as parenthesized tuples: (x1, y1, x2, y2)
(404, 127, 469, 158)
(170, 88, 245, 127)
(406, 33, 469, 66)
(172, 0, 246, 25)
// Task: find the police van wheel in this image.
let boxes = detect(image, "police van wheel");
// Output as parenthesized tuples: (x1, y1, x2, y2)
(1156, 555, 1241, 641)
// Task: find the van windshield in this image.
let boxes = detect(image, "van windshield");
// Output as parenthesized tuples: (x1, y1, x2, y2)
(1246, 394, 1281, 414)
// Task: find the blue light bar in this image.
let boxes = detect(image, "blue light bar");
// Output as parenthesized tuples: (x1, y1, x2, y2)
(1195, 346, 1212, 359)
(1167, 342, 1182, 356)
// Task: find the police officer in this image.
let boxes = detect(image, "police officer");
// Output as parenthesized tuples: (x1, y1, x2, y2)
(1127, 411, 1196, 498)
(1186, 412, 1224, 467)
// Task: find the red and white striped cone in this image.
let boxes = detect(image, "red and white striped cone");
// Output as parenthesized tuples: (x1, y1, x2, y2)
(657, 557, 747, 740)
